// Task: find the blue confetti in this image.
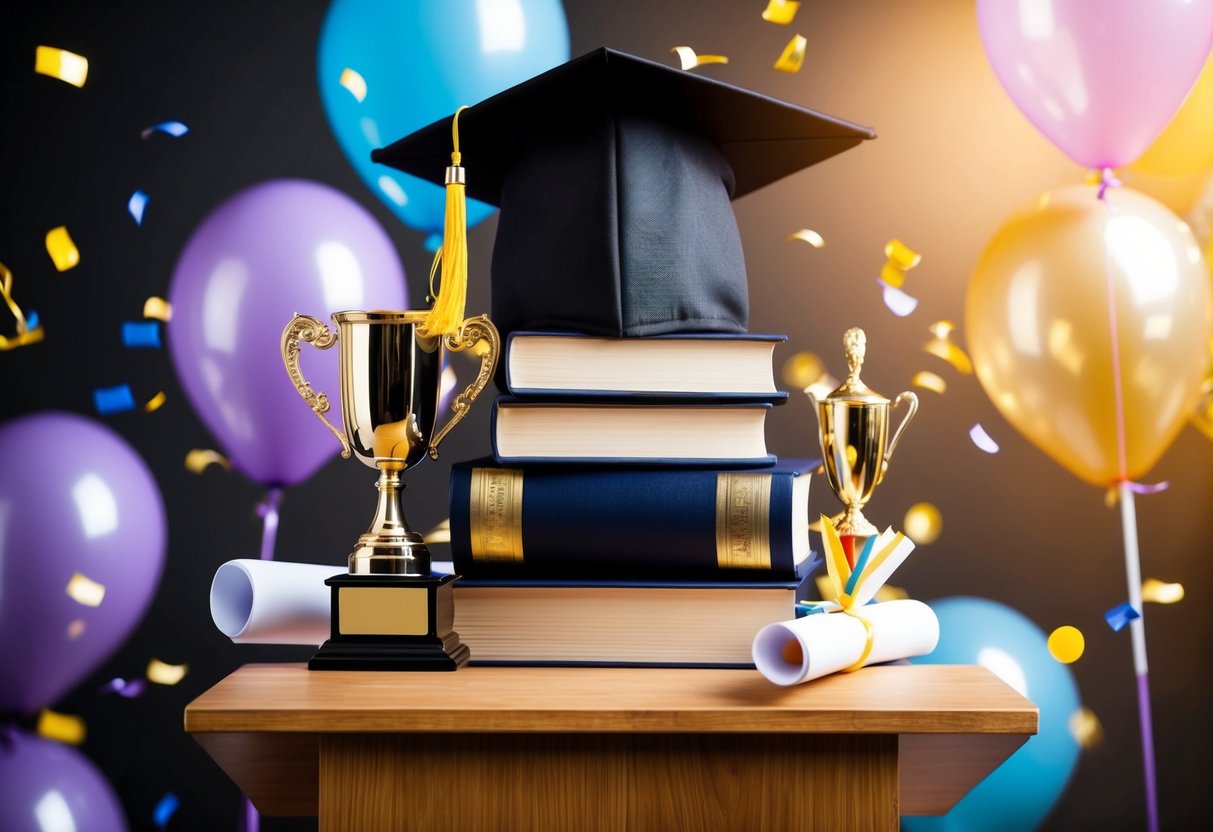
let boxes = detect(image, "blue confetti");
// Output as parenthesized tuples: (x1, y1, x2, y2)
(128, 190, 149, 225)
(153, 792, 179, 828)
(93, 384, 136, 415)
(122, 321, 161, 348)
(1104, 602, 1141, 632)
(26, 310, 39, 330)
(141, 120, 189, 139)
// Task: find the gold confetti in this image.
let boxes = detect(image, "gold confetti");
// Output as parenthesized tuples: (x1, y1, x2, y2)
(339, 67, 368, 102)
(1, 261, 44, 352)
(880, 262, 908, 288)
(924, 338, 974, 374)
(781, 351, 825, 389)
(884, 239, 922, 271)
(903, 502, 942, 544)
(911, 371, 947, 395)
(66, 572, 106, 607)
(928, 320, 955, 340)
(425, 518, 451, 545)
(873, 584, 909, 602)
(185, 448, 231, 474)
(35, 45, 88, 88)
(1047, 625, 1085, 664)
(143, 391, 167, 412)
(143, 296, 172, 321)
(45, 226, 81, 272)
(762, 0, 801, 25)
(37, 709, 86, 745)
(147, 658, 189, 686)
(773, 34, 807, 73)
(788, 229, 825, 248)
(1141, 578, 1184, 604)
(67, 619, 87, 640)
(671, 46, 729, 71)
(1069, 707, 1104, 749)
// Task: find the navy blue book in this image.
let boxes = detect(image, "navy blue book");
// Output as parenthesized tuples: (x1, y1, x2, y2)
(449, 457, 818, 580)
(449, 572, 812, 668)
(504, 331, 789, 402)
(490, 396, 776, 465)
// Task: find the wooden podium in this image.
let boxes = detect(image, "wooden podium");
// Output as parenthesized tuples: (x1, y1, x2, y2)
(185, 663, 1035, 831)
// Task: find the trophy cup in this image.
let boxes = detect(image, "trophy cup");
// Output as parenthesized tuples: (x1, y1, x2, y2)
(806, 328, 917, 562)
(281, 310, 498, 670)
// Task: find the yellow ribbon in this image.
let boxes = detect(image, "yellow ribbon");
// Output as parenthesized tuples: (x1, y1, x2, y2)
(1, 261, 44, 351)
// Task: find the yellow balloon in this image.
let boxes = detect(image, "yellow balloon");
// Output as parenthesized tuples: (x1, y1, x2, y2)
(1134, 55, 1213, 177)
(966, 185, 1212, 487)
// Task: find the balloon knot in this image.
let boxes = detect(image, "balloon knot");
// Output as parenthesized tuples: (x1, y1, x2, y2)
(1097, 168, 1122, 201)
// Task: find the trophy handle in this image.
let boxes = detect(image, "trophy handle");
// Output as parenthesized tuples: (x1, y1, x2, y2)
(884, 391, 919, 464)
(428, 314, 500, 460)
(281, 313, 352, 459)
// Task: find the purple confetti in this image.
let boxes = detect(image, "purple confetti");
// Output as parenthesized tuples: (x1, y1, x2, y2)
(100, 677, 148, 698)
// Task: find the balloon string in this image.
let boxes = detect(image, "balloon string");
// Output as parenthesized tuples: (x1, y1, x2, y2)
(1099, 186, 1129, 483)
(1119, 484, 1159, 832)
(1097, 167, 1122, 201)
(256, 488, 282, 561)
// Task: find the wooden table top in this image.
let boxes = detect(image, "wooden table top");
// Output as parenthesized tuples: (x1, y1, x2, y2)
(184, 663, 1036, 736)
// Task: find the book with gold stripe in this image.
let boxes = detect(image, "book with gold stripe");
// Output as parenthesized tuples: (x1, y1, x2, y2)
(448, 457, 817, 580)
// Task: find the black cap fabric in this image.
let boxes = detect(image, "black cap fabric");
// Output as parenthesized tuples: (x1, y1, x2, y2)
(373, 47, 874, 338)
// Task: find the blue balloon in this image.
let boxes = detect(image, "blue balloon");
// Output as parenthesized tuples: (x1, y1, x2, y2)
(318, 0, 570, 244)
(903, 597, 1081, 832)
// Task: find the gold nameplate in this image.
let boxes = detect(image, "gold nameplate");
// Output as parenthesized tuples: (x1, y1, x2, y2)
(715, 473, 773, 569)
(338, 587, 429, 636)
(469, 467, 525, 563)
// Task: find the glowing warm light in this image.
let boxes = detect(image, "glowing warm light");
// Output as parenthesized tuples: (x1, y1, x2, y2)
(903, 502, 942, 544)
(339, 67, 367, 102)
(787, 228, 824, 248)
(911, 371, 947, 394)
(147, 658, 189, 686)
(35, 45, 88, 87)
(1069, 706, 1104, 749)
(1141, 578, 1184, 604)
(72, 473, 118, 538)
(66, 572, 106, 607)
(782, 351, 825, 389)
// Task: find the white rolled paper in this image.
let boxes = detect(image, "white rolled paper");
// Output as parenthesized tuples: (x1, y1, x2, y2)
(751, 599, 940, 686)
(210, 559, 341, 645)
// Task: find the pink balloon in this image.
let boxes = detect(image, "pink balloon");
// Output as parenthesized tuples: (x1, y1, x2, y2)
(977, 0, 1213, 169)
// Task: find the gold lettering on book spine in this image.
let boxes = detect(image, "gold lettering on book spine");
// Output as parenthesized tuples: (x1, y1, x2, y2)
(470, 468, 525, 563)
(715, 473, 772, 569)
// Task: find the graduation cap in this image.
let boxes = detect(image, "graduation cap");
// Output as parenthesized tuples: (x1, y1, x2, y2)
(373, 47, 874, 340)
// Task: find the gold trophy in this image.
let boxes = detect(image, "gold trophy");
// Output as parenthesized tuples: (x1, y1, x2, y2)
(806, 328, 917, 547)
(281, 310, 498, 670)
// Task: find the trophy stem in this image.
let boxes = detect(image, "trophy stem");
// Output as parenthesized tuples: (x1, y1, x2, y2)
(349, 461, 430, 576)
(835, 504, 879, 539)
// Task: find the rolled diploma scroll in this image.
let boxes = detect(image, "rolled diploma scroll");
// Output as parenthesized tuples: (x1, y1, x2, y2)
(752, 599, 940, 686)
(210, 559, 340, 645)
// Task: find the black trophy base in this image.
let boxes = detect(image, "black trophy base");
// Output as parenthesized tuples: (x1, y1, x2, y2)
(308, 572, 469, 672)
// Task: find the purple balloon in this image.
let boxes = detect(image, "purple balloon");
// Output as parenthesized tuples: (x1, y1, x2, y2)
(0, 728, 128, 831)
(0, 412, 166, 715)
(167, 178, 408, 486)
(977, 0, 1213, 168)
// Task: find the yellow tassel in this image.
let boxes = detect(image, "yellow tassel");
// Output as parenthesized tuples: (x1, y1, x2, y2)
(420, 105, 470, 339)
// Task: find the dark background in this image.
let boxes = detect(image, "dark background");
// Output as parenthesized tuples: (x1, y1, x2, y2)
(2, 1, 1211, 829)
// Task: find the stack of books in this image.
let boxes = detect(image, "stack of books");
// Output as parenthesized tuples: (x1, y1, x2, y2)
(447, 331, 817, 667)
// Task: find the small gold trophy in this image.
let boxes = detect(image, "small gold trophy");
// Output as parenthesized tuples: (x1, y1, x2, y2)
(281, 310, 498, 670)
(807, 328, 917, 549)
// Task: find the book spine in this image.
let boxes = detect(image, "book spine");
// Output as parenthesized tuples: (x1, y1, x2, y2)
(449, 465, 801, 579)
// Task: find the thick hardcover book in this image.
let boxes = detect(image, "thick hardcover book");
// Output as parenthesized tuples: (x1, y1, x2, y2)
(490, 396, 775, 465)
(450, 457, 818, 580)
(504, 331, 789, 401)
(450, 574, 811, 667)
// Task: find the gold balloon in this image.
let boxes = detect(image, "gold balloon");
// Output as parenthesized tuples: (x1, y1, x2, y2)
(966, 184, 1212, 487)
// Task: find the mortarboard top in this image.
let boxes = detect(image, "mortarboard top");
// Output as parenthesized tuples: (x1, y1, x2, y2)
(373, 47, 874, 339)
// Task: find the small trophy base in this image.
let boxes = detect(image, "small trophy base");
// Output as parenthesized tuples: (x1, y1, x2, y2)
(308, 572, 469, 672)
